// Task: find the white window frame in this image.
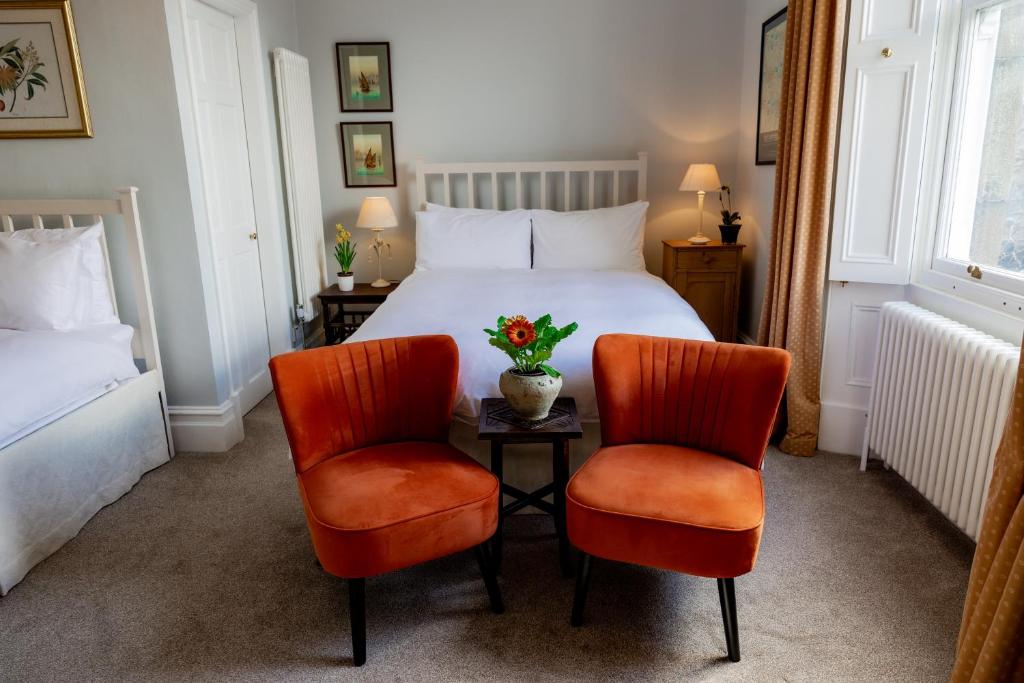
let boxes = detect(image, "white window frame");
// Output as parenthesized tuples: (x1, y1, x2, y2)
(915, 0, 1024, 319)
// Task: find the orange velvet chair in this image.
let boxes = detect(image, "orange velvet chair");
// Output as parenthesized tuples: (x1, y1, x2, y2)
(567, 334, 790, 662)
(269, 335, 503, 666)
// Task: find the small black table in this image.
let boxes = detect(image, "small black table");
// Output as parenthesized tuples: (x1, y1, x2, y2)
(477, 397, 583, 577)
(317, 282, 398, 344)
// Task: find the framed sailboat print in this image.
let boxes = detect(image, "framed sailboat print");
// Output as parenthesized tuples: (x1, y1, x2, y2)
(336, 42, 393, 112)
(0, 0, 92, 138)
(340, 121, 396, 187)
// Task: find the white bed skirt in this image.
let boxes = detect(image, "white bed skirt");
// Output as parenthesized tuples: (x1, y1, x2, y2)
(0, 370, 170, 596)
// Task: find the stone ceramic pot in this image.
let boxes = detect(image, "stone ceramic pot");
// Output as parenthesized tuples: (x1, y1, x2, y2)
(337, 272, 354, 291)
(499, 368, 562, 421)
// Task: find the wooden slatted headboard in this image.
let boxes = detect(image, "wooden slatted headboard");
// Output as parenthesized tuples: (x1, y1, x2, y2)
(415, 153, 647, 211)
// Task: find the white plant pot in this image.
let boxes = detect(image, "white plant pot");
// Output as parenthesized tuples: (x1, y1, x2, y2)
(337, 273, 354, 291)
(499, 368, 562, 421)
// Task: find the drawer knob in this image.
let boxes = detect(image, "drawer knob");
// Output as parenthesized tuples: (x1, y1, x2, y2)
(701, 254, 712, 264)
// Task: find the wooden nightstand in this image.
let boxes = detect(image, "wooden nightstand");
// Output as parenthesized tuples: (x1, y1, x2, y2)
(662, 240, 744, 342)
(318, 282, 399, 345)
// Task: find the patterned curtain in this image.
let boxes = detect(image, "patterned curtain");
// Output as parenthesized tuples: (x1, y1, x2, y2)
(952, 342, 1024, 682)
(757, 0, 846, 456)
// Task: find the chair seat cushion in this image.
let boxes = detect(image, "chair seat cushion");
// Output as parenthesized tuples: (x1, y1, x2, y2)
(566, 444, 764, 578)
(297, 441, 499, 578)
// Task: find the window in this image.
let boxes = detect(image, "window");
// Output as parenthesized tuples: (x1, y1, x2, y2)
(934, 0, 1024, 295)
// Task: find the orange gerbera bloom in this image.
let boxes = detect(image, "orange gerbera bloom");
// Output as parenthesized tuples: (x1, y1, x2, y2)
(502, 315, 536, 348)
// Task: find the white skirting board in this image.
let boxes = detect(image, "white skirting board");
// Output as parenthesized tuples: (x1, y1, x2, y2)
(818, 400, 868, 456)
(168, 399, 244, 453)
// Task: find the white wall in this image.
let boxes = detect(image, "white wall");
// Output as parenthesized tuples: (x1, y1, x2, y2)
(296, 0, 748, 282)
(733, 0, 784, 341)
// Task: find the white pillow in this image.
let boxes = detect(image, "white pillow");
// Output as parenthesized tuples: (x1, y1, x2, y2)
(9, 223, 118, 326)
(0, 237, 89, 331)
(531, 201, 648, 271)
(415, 209, 531, 270)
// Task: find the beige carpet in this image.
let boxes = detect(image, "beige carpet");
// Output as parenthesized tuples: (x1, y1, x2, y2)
(0, 394, 973, 681)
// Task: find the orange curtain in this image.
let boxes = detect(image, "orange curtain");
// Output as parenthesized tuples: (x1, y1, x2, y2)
(951, 342, 1024, 682)
(757, 0, 846, 456)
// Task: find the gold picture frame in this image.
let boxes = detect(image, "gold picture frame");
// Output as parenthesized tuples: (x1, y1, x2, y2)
(0, 0, 92, 138)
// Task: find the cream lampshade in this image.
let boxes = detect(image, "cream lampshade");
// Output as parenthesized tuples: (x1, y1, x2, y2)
(678, 163, 722, 244)
(356, 197, 398, 287)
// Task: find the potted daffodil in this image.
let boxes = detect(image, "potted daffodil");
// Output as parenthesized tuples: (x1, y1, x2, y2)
(334, 224, 357, 291)
(484, 313, 578, 420)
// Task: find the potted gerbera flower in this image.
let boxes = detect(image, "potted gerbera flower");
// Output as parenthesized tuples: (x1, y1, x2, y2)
(484, 314, 578, 420)
(334, 223, 357, 291)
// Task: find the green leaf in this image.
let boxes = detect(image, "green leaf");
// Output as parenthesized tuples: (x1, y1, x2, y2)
(557, 322, 578, 341)
(533, 313, 552, 333)
(538, 364, 561, 378)
(496, 315, 507, 330)
(488, 336, 519, 356)
(0, 39, 17, 56)
(26, 83, 33, 100)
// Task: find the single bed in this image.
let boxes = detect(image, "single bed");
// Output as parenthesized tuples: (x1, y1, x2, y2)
(0, 189, 173, 596)
(349, 155, 712, 488)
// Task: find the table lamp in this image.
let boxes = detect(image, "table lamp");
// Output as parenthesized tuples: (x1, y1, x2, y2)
(356, 196, 398, 287)
(678, 163, 722, 244)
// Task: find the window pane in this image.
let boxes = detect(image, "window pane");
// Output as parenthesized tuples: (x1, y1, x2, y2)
(946, 1, 1024, 275)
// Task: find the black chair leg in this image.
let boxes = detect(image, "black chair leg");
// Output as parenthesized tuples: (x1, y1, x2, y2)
(570, 552, 592, 627)
(348, 578, 366, 667)
(717, 577, 740, 662)
(474, 543, 505, 614)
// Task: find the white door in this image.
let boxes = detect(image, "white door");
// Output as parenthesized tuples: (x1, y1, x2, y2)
(185, 0, 272, 415)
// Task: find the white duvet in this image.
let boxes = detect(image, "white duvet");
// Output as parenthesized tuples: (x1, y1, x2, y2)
(0, 323, 140, 449)
(347, 269, 713, 422)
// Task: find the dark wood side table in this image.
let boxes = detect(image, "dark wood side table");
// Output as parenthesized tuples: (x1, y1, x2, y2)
(317, 282, 398, 345)
(477, 397, 583, 577)
(662, 240, 744, 342)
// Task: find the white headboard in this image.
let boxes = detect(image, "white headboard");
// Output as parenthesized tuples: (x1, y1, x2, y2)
(415, 153, 647, 211)
(0, 188, 162, 375)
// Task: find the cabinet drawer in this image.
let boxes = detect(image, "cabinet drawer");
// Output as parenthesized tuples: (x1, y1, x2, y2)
(676, 248, 740, 272)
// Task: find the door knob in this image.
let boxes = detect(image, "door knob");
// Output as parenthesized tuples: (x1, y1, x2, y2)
(249, 232, 258, 240)
(881, 47, 893, 58)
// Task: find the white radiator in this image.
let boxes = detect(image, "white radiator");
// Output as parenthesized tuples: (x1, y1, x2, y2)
(861, 302, 1019, 540)
(272, 48, 328, 324)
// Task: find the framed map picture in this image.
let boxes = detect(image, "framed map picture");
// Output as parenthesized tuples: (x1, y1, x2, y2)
(340, 121, 396, 187)
(756, 7, 786, 165)
(336, 42, 393, 112)
(0, 0, 91, 138)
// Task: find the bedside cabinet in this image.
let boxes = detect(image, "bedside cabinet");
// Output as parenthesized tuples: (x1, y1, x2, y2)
(317, 282, 399, 345)
(662, 240, 744, 342)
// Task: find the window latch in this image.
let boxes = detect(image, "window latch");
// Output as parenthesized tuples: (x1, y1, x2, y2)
(967, 264, 983, 280)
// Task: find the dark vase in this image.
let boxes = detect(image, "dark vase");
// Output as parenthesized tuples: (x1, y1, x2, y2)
(719, 224, 741, 244)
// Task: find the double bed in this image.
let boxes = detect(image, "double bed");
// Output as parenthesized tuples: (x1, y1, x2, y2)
(0, 189, 172, 595)
(350, 155, 713, 484)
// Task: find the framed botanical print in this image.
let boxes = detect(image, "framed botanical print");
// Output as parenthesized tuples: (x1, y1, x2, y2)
(756, 7, 786, 165)
(335, 42, 393, 112)
(340, 121, 396, 187)
(0, 0, 91, 138)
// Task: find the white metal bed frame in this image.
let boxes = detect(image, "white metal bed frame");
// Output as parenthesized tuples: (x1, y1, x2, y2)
(415, 153, 647, 211)
(0, 188, 174, 595)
